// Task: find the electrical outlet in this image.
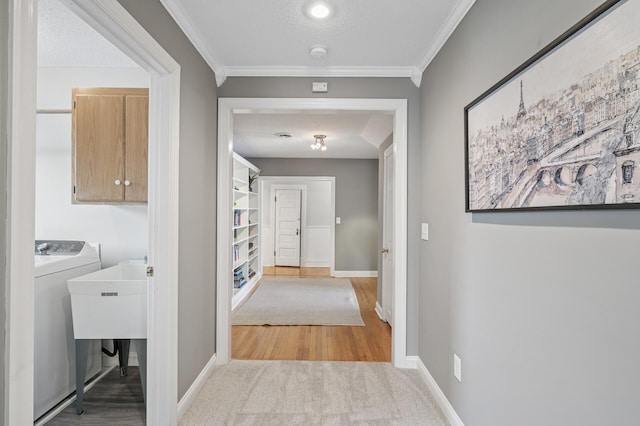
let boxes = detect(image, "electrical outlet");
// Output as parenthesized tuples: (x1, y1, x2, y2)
(336, 217, 341, 224)
(453, 353, 462, 382)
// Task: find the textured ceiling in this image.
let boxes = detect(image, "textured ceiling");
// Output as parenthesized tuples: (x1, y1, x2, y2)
(36, 0, 442, 158)
(37, 0, 138, 68)
(233, 113, 393, 159)
(160, 0, 476, 85)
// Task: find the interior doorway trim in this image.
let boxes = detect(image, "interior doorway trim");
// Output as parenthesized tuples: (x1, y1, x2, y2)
(217, 97, 409, 367)
(261, 176, 336, 275)
(8, 1, 181, 424)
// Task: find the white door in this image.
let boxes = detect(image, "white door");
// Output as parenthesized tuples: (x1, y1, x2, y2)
(382, 145, 395, 326)
(274, 189, 301, 266)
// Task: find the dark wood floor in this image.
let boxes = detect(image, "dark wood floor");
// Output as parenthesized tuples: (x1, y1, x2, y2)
(46, 367, 145, 425)
(232, 269, 392, 362)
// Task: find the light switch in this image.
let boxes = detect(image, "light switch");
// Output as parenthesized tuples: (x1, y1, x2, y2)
(421, 223, 429, 240)
(336, 217, 341, 224)
(453, 353, 462, 382)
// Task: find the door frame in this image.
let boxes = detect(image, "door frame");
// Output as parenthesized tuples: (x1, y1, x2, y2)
(217, 97, 410, 367)
(7, 1, 181, 424)
(261, 177, 336, 275)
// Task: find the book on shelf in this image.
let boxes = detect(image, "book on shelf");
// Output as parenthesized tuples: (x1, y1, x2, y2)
(248, 267, 256, 279)
(233, 268, 246, 288)
(233, 244, 240, 263)
(233, 209, 242, 227)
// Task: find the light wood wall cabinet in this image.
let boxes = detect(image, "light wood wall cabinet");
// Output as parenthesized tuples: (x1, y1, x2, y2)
(72, 87, 149, 203)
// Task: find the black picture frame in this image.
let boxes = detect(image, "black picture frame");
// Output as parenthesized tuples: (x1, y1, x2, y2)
(464, 0, 640, 212)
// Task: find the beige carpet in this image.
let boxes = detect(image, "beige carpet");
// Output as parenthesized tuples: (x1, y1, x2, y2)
(232, 277, 365, 326)
(179, 360, 449, 425)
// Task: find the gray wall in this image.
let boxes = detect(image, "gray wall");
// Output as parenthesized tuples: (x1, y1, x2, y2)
(249, 158, 378, 271)
(0, 0, 8, 418)
(377, 134, 393, 303)
(117, 0, 218, 400)
(419, 0, 640, 424)
(220, 77, 420, 353)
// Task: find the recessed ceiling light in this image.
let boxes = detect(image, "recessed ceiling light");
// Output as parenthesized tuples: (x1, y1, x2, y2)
(310, 3, 330, 19)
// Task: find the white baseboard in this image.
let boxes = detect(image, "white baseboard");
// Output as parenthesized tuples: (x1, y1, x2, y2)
(374, 301, 386, 321)
(177, 353, 217, 420)
(404, 355, 419, 369)
(334, 270, 378, 278)
(415, 357, 465, 426)
(300, 259, 331, 267)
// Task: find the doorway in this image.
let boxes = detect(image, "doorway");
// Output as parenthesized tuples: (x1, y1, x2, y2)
(217, 98, 410, 368)
(7, 1, 180, 424)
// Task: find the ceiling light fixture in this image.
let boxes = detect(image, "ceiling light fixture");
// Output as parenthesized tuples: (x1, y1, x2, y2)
(311, 134, 327, 151)
(310, 3, 331, 19)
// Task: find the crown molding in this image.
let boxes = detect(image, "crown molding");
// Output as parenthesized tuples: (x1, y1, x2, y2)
(224, 65, 417, 84)
(417, 0, 476, 74)
(158, 0, 475, 88)
(158, 0, 226, 86)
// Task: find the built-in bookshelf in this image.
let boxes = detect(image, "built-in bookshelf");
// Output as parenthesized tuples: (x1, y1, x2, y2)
(232, 153, 261, 310)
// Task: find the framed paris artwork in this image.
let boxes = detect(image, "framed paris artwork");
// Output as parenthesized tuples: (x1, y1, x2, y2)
(464, 0, 640, 212)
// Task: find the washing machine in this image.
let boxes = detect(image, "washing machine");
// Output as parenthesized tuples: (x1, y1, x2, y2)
(34, 240, 102, 421)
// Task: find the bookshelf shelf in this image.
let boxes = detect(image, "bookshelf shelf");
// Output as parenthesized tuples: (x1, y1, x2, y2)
(231, 153, 261, 310)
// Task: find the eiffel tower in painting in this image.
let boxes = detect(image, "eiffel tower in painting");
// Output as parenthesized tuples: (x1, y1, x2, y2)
(516, 80, 526, 120)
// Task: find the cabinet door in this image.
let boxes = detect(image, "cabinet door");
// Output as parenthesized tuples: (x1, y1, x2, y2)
(73, 94, 125, 202)
(124, 95, 149, 202)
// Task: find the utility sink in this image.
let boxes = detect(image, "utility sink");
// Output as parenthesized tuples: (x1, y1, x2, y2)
(68, 261, 147, 339)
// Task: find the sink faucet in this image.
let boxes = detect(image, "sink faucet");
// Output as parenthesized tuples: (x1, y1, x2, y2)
(36, 242, 49, 255)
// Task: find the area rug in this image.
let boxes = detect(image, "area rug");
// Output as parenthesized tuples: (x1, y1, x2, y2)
(179, 360, 448, 425)
(232, 277, 365, 326)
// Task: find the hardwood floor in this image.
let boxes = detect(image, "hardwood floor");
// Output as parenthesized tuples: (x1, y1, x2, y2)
(232, 270, 391, 362)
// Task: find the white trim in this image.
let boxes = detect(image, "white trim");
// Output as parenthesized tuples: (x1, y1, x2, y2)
(217, 98, 409, 368)
(224, 65, 417, 81)
(216, 99, 234, 364)
(147, 1, 476, 88)
(6, 1, 37, 423)
(10, 1, 181, 424)
(374, 302, 386, 322)
(261, 176, 336, 276)
(416, 357, 465, 426)
(334, 270, 378, 278)
(416, 0, 476, 77)
(300, 260, 331, 267)
(404, 355, 419, 369)
(177, 354, 217, 421)
(157, 0, 225, 85)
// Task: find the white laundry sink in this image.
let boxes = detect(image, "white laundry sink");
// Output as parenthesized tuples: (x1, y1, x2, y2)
(68, 261, 147, 339)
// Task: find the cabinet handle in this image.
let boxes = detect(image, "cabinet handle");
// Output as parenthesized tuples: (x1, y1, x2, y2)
(115, 179, 122, 186)
(124, 180, 131, 186)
